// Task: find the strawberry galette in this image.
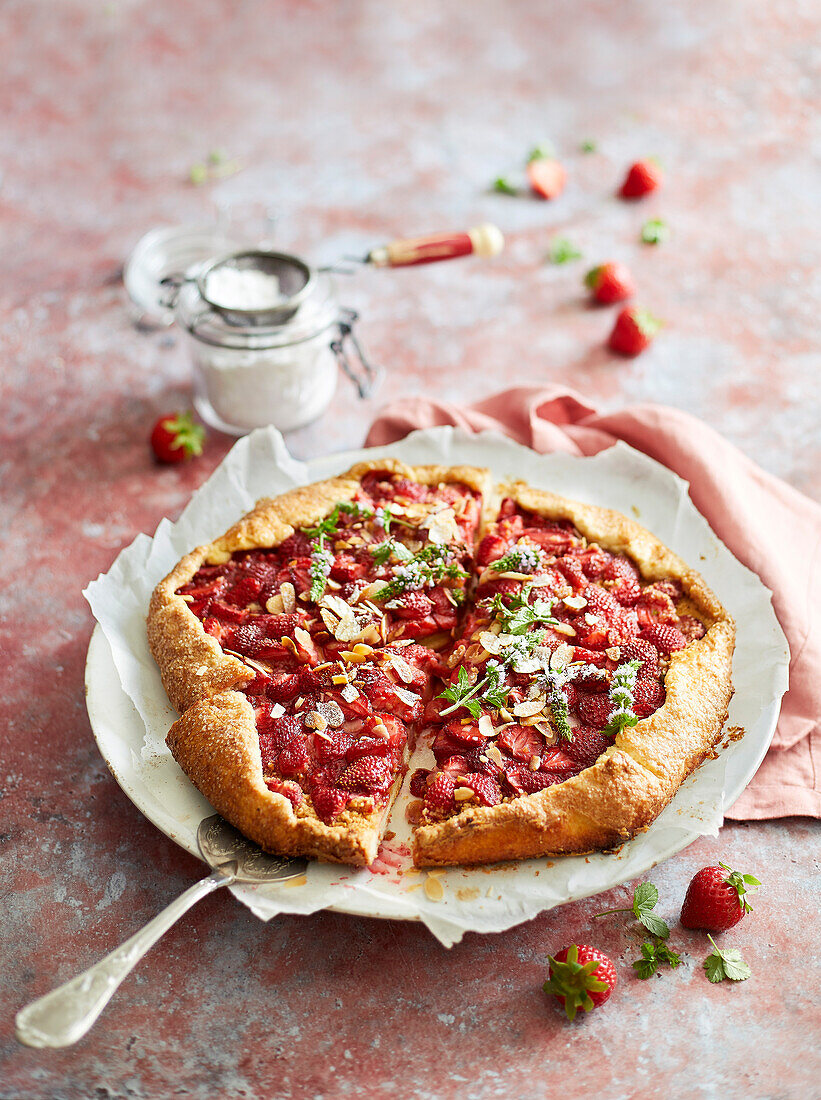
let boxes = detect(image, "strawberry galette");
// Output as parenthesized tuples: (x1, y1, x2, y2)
(148, 460, 734, 867)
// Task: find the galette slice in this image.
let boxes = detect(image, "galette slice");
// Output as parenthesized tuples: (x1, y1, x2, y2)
(412, 484, 735, 867)
(148, 460, 490, 866)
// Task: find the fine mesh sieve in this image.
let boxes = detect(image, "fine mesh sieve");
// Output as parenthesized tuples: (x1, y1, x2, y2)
(196, 250, 316, 327)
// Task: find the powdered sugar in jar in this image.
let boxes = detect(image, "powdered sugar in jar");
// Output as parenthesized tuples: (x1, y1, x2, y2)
(172, 267, 378, 434)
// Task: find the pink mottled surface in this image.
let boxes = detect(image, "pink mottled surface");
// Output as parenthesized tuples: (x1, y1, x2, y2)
(1, 2, 820, 1097)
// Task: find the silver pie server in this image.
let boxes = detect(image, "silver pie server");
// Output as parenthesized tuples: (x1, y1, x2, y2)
(15, 814, 307, 1048)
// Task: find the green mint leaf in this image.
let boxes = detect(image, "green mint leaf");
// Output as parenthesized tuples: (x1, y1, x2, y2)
(704, 954, 725, 983)
(703, 936, 751, 983)
(527, 142, 555, 163)
(549, 238, 583, 265)
(580, 139, 597, 153)
(633, 956, 658, 980)
(641, 218, 669, 245)
(657, 942, 682, 969)
(493, 177, 518, 195)
(639, 911, 671, 939)
(719, 949, 752, 982)
(632, 882, 659, 913)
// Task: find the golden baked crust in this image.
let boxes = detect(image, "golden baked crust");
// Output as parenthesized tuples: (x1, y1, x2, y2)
(412, 482, 735, 866)
(149, 459, 491, 865)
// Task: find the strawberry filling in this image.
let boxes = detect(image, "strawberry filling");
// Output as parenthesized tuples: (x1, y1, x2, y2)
(175, 486, 707, 830)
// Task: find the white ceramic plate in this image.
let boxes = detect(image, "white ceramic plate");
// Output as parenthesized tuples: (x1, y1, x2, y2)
(84, 428, 789, 945)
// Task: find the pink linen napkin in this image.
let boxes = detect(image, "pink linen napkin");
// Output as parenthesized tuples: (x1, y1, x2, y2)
(366, 385, 821, 820)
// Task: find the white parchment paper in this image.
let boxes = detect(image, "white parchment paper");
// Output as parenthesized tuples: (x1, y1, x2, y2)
(84, 428, 789, 946)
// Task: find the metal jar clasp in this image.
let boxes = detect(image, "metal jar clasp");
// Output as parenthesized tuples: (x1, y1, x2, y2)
(331, 308, 381, 399)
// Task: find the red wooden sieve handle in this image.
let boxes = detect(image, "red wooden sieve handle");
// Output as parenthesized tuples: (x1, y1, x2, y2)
(368, 224, 503, 268)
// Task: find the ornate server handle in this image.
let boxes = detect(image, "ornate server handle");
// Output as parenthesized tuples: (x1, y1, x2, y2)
(15, 869, 231, 1049)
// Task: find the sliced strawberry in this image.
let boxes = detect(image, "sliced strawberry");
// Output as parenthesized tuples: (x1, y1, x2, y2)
(391, 591, 434, 620)
(337, 755, 395, 795)
(330, 553, 369, 583)
(443, 719, 487, 748)
(459, 773, 502, 807)
(563, 726, 611, 768)
(506, 767, 566, 794)
(345, 736, 394, 762)
(539, 747, 581, 773)
(476, 533, 511, 566)
(578, 548, 612, 578)
(521, 525, 575, 557)
(577, 693, 613, 730)
(497, 724, 543, 762)
(617, 639, 660, 675)
(641, 623, 687, 654)
(208, 599, 248, 623)
(314, 729, 356, 763)
(311, 786, 350, 823)
(223, 576, 263, 607)
(555, 556, 586, 590)
(633, 677, 665, 717)
(277, 736, 310, 776)
(423, 772, 457, 816)
(265, 777, 303, 808)
(438, 754, 471, 775)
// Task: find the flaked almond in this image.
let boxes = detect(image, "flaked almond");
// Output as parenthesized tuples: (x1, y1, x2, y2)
(497, 570, 537, 581)
(333, 617, 363, 643)
(454, 787, 475, 802)
(478, 714, 495, 739)
(280, 582, 296, 613)
(392, 684, 420, 707)
(553, 622, 577, 637)
(423, 507, 459, 545)
(584, 613, 598, 626)
(340, 649, 367, 664)
(529, 755, 541, 771)
(266, 593, 285, 615)
(485, 742, 504, 767)
(513, 699, 546, 718)
(353, 642, 374, 656)
(340, 683, 360, 703)
(332, 672, 350, 685)
(424, 876, 444, 901)
(294, 626, 312, 647)
(319, 607, 341, 633)
(280, 636, 298, 656)
(304, 711, 327, 732)
(552, 642, 575, 669)
(360, 622, 383, 645)
(606, 646, 621, 661)
(563, 594, 588, 611)
(478, 631, 503, 655)
(315, 700, 344, 728)
(499, 707, 515, 723)
(387, 653, 416, 684)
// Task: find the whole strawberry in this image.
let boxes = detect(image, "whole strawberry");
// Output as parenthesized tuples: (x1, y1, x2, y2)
(619, 159, 663, 199)
(680, 862, 761, 932)
(150, 411, 205, 464)
(608, 306, 662, 356)
(544, 944, 616, 1020)
(585, 262, 635, 304)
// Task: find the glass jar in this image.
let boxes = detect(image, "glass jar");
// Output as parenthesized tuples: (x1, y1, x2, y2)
(172, 272, 379, 435)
